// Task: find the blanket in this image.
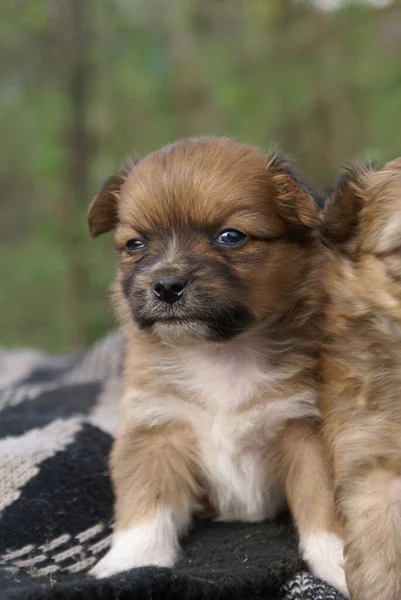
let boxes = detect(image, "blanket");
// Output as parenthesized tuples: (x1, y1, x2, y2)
(0, 332, 345, 600)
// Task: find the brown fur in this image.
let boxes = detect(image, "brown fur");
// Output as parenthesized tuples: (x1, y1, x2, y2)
(88, 136, 338, 584)
(321, 160, 401, 599)
(111, 420, 203, 530)
(280, 418, 342, 541)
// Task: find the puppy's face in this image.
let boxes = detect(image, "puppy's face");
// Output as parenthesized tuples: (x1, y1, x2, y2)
(89, 137, 321, 345)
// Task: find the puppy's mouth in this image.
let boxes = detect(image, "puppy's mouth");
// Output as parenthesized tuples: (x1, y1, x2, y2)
(149, 318, 211, 346)
(155, 316, 203, 323)
(137, 314, 206, 328)
(135, 305, 252, 343)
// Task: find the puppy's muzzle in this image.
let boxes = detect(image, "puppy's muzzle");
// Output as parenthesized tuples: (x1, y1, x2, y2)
(152, 275, 188, 305)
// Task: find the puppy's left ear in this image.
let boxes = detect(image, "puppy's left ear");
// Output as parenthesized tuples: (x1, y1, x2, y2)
(88, 161, 135, 238)
(266, 152, 322, 233)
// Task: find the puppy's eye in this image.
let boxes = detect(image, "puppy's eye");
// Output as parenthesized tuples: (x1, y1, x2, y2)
(125, 238, 145, 253)
(216, 229, 247, 247)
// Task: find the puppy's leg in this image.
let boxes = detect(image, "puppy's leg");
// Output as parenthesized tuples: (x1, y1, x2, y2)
(338, 464, 401, 600)
(90, 421, 201, 578)
(280, 419, 349, 597)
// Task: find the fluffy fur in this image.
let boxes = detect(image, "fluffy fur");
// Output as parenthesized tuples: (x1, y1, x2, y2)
(321, 158, 401, 600)
(88, 136, 344, 592)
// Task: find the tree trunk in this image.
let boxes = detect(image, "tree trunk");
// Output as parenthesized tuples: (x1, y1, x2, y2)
(59, 0, 93, 349)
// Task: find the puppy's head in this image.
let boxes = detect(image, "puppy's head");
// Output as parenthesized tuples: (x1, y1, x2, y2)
(89, 137, 322, 345)
(324, 158, 401, 261)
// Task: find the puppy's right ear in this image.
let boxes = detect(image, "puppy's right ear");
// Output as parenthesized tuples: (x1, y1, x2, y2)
(88, 165, 131, 238)
(323, 165, 372, 243)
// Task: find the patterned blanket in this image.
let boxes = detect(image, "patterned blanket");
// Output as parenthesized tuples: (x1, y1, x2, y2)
(0, 332, 345, 599)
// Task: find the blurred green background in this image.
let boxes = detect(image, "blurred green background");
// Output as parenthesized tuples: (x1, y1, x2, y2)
(1, 0, 400, 352)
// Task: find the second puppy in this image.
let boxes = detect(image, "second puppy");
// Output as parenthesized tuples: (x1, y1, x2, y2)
(322, 158, 401, 600)
(88, 136, 346, 593)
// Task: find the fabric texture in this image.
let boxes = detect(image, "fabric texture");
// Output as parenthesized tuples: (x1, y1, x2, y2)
(0, 332, 345, 600)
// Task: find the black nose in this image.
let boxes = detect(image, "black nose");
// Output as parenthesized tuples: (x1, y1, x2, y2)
(152, 276, 188, 304)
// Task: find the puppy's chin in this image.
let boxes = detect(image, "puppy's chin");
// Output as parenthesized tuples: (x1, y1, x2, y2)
(149, 320, 211, 346)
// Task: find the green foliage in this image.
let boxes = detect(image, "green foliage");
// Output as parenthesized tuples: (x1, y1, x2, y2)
(1, 0, 401, 351)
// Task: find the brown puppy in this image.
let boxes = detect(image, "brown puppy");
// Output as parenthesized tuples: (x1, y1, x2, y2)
(88, 136, 346, 593)
(321, 158, 401, 600)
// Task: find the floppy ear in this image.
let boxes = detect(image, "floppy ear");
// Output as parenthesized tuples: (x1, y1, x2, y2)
(323, 165, 372, 243)
(266, 152, 322, 233)
(88, 163, 133, 238)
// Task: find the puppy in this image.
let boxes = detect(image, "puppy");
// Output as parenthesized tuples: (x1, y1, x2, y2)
(88, 136, 346, 593)
(321, 158, 401, 600)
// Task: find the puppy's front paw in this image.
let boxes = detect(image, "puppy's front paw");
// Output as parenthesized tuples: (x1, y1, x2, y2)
(90, 550, 174, 579)
(89, 538, 177, 578)
(89, 547, 135, 579)
(301, 532, 350, 598)
(89, 515, 179, 578)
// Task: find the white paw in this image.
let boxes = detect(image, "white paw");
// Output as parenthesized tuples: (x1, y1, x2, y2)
(89, 542, 176, 579)
(89, 510, 179, 579)
(301, 532, 350, 598)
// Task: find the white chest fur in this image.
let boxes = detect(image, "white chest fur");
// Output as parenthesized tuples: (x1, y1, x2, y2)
(199, 408, 285, 521)
(128, 339, 318, 522)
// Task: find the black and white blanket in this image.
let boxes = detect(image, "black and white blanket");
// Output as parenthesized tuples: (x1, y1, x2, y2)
(0, 332, 345, 599)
